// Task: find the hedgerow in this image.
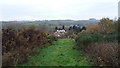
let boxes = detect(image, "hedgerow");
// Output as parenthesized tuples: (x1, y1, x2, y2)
(2, 26, 57, 66)
(75, 31, 118, 66)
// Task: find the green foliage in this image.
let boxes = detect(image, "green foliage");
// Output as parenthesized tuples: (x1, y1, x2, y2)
(47, 34, 57, 44)
(76, 32, 117, 51)
(75, 31, 118, 66)
(69, 25, 86, 34)
(30, 24, 39, 29)
(75, 18, 119, 66)
(76, 32, 99, 44)
(18, 39, 93, 66)
(102, 33, 118, 42)
(76, 32, 92, 46)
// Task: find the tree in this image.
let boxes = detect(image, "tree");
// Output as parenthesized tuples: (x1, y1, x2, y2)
(62, 25, 65, 29)
(55, 26, 58, 30)
(98, 18, 113, 34)
(69, 26, 72, 30)
(81, 26, 86, 30)
(86, 25, 98, 33)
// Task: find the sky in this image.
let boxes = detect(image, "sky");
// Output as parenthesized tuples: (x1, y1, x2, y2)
(0, 0, 119, 21)
(118, 1, 120, 17)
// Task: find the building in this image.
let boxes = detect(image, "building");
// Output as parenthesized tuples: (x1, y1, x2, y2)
(54, 29, 66, 38)
(57, 30, 66, 33)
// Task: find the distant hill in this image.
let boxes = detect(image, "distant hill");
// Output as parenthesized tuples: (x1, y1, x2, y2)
(38, 20, 99, 26)
(2, 20, 99, 28)
(89, 18, 97, 20)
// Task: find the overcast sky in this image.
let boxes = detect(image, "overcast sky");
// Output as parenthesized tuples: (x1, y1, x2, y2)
(0, 0, 119, 21)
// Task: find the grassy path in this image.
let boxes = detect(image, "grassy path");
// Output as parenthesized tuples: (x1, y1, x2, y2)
(20, 38, 92, 66)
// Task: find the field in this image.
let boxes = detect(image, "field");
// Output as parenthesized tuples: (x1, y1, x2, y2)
(2, 18, 120, 67)
(18, 38, 93, 66)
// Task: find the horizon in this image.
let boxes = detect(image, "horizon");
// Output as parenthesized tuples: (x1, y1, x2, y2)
(0, 0, 119, 21)
(0, 18, 116, 21)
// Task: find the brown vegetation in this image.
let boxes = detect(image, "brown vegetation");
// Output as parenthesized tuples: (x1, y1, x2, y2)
(86, 42, 118, 66)
(75, 18, 119, 66)
(2, 27, 56, 66)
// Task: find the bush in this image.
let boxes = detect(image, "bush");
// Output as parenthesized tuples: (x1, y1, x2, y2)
(76, 32, 117, 48)
(86, 42, 118, 66)
(47, 34, 57, 44)
(2, 27, 56, 66)
(102, 33, 118, 42)
(76, 32, 103, 50)
(75, 31, 118, 66)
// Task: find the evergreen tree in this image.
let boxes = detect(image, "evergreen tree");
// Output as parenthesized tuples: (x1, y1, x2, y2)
(62, 25, 65, 29)
(55, 26, 58, 30)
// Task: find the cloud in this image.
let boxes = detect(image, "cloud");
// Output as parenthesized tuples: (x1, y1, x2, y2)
(0, 0, 119, 20)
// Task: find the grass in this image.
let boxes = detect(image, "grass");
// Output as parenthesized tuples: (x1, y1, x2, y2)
(18, 38, 93, 66)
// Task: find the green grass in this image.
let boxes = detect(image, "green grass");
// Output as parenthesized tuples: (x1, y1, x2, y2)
(18, 38, 93, 66)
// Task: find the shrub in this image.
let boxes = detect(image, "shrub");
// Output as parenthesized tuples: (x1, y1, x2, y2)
(102, 33, 118, 42)
(76, 32, 92, 49)
(76, 32, 103, 51)
(47, 34, 57, 44)
(76, 32, 117, 49)
(86, 42, 118, 66)
(2, 27, 56, 66)
(75, 31, 118, 66)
